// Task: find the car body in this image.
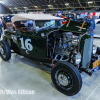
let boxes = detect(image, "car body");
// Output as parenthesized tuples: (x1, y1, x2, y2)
(1, 14, 100, 96)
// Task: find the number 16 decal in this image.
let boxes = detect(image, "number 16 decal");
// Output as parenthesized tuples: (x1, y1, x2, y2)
(20, 38, 33, 54)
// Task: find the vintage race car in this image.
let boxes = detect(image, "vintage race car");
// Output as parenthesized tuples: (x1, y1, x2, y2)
(0, 14, 100, 96)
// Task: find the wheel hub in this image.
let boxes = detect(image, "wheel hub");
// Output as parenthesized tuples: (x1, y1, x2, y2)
(0, 46, 4, 55)
(58, 73, 69, 86)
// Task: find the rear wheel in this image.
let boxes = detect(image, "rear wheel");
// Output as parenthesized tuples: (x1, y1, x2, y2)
(51, 62, 82, 96)
(0, 40, 11, 61)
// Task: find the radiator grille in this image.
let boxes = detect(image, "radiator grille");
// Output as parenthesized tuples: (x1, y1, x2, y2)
(82, 38, 93, 68)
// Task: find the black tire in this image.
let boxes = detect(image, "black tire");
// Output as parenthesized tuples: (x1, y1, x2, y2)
(51, 62, 82, 96)
(0, 40, 11, 61)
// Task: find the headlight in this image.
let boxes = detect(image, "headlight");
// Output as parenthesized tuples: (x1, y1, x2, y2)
(93, 45, 97, 54)
(74, 53, 81, 65)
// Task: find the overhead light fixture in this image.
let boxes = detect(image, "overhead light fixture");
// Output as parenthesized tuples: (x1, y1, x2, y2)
(48, 5, 51, 7)
(88, 1, 93, 3)
(9, 8, 11, 9)
(15, 7, 17, 9)
(65, 3, 69, 5)
(34, 6, 38, 8)
(23, 7, 27, 9)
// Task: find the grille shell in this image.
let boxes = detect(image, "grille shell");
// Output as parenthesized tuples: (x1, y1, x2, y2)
(82, 38, 93, 68)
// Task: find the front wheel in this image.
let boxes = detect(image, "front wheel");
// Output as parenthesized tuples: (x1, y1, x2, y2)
(51, 62, 82, 96)
(0, 40, 11, 61)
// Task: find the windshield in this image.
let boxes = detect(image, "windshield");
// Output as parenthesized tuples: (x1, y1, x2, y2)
(66, 15, 69, 17)
(66, 14, 74, 18)
(35, 20, 62, 29)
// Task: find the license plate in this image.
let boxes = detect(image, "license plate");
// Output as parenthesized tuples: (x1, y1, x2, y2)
(93, 59, 100, 69)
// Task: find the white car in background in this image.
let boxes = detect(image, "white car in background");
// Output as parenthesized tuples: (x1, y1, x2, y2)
(95, 19, 100, 24)
(94, 18, 100, 38)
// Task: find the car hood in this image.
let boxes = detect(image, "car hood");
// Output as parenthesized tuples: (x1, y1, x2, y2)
(60, 19, 90, 34)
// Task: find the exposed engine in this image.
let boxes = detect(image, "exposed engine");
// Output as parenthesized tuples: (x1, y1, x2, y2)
(48, 31, 79, 63)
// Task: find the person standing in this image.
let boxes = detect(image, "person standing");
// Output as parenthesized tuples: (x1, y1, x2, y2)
(55, 11, 62, 26)
(84, 12, 95, 36)
(55, 11, 62, 18)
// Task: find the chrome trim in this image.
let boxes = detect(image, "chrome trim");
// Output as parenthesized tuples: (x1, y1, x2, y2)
(58, 73, 69, 86)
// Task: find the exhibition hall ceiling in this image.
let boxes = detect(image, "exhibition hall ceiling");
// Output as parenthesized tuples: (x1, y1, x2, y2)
(0, 0, 100, 11)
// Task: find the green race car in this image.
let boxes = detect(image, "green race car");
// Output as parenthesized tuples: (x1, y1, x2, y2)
(0, 14, 100, 96)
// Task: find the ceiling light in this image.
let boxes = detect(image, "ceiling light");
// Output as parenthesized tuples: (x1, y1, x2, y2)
(9, 8, 11, 9)
(65, 3, 69, 5)
(23, 7, 28, 9)
(15, 7, 17, 9)
(88, 1, 93, 3)
(23, 7, 27, 8)
(48, 5, 51, 7)
(34, 6, 38, 8)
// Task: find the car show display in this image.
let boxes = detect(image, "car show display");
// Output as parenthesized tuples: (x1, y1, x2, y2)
(0, 14, 100, 96)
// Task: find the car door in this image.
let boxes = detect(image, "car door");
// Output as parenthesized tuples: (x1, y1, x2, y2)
(32, 32, 47, 58)
(16, 30, 37, 57)
(16, 30, 47, 58)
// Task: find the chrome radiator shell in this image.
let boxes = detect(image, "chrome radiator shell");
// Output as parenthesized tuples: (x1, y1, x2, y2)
(79, 34, 93, 68)
(82, 38, 93, 68)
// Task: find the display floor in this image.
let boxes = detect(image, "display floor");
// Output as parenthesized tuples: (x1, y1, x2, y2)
(0, 39, 99, 100)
